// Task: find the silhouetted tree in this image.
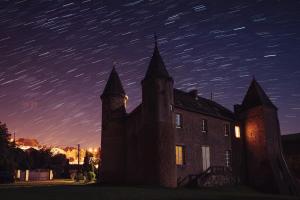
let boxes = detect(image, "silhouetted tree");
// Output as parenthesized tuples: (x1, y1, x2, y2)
(11, 148, 30, 170)
(26, 148, 52, 169)
(51, 154, 69, 178)
(83, 151, 94, 172)
(0, 122, 14, 182)
(83, 151, 96, 181)
(0, 122, 12, 170)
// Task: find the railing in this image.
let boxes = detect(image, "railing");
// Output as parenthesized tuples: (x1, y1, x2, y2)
(177, 166, 235, 187)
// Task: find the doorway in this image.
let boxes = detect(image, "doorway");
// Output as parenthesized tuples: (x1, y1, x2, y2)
(202, 146, 210, 171)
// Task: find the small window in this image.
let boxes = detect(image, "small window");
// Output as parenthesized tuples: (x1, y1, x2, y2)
(202, 119, 208, 133)
(225, 150, 231, 167)
(175, 113, 182, 128)
(176, 145, 185, 166)
(235, 126, 241, 138)
(224, 124, 230, 136)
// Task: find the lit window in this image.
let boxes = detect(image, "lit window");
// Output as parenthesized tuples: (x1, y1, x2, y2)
(225, 150, 231, 167)
(175, 113, 182, 128)
(235, 126, 241, 138)
(176, 145, 184, 166)
(202, 119, 208, 133)
(224, 124, 230, 136)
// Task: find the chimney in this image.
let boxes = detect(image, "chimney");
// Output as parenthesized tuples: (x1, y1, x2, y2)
(234, 104, 242, 113)
(188, 89, 198, 99)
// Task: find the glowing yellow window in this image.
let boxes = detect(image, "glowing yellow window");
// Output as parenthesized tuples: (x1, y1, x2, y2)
(235, 126, 241, 138)
(176, 145, 184, 166)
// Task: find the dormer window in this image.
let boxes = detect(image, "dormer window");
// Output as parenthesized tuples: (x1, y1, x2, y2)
(202, 119, 208, 133)
(175, 113, 182, 128)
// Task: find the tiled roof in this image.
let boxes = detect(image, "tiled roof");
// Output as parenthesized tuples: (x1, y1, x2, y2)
(174, 89, 235, 121)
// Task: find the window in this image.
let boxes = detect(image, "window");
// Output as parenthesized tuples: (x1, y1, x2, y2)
(235, 126, 240, 138)
(224, 124, 230, 136)
(202, 119, 208, 133)
(225, 150, 231, 167)
(175, 113, 182, 128)
(202, 146, 210, 170)
(176, 145, 185, 166)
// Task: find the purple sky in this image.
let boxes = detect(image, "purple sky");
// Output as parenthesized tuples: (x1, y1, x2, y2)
(0, 0, 300, 148)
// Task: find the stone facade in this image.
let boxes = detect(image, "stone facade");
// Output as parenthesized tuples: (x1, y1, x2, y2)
(99, 39, 299, 195)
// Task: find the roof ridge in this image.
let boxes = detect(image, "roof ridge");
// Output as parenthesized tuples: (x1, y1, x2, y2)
(173, 88, 235, 120)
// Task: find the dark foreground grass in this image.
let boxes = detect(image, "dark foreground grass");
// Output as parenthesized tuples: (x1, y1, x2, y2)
(0, 181, 298, 200)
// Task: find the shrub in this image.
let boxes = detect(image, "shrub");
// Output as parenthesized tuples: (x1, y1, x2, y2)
(86, 171, 96, 182)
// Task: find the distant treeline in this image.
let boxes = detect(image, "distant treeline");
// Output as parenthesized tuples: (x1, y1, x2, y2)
(0, 121, 69, 180)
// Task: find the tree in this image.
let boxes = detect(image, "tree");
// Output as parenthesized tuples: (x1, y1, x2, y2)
(83, 151, 95, 181)
(0, 122, 14, 183)
(11, 148, 30, 170)
(83, 151, 94, 172)
(26, 148, 52, 169)
(51, 154, 69, 178)
(0, 122, 11, 170)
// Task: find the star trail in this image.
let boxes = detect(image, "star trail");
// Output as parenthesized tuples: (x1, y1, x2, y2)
(0, 0, 300, 148)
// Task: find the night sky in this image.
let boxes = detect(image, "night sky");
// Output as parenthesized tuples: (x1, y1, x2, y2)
(0, 0, 300, 148)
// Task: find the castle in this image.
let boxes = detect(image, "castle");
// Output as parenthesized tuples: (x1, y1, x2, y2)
(99, 38, 299, 195)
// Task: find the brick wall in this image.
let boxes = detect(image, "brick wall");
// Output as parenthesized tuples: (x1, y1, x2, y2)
(174, 107, 233, 180)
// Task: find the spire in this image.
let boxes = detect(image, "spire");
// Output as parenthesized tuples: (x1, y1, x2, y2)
(143, 34, 171, 81)
(101, 66, 125, 98)
(154, 33, 158, 48)
(241, 78, 277, 110)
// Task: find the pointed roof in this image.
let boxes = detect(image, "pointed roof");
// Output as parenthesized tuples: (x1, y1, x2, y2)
(101, 66, 125, 98)
(241, 78, 277, 110)
(143, 34, 172, 81)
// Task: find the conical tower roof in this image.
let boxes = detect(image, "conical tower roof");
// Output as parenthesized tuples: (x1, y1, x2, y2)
(241, 78, 277, 110)
(143, 35, 171, 80)
(101, 67, 125, 98)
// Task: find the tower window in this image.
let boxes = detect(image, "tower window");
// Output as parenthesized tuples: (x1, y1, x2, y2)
(176, 145, 185, 166)
(202, 119, 208, 133)
(235, 126, 241, 138)
(224, 124, 230, 136)
(170, 104, 173, 111)
(175, 113, 182, 128)
(225, 150, 231, 167)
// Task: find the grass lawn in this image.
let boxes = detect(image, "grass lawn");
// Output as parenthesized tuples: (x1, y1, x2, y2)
(0, 180, 298, 200)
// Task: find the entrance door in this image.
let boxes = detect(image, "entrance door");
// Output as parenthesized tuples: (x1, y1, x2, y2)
(202, 146, 210, 171)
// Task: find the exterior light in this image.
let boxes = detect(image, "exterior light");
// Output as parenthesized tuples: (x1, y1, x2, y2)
(124, 95, 129, 108)
(235, 126, 241, 138)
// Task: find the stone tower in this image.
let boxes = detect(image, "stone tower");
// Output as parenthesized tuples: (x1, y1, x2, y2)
(235, 78, 299, 195)
(100, 66, 128, 183)
(140, 36, 177, 187)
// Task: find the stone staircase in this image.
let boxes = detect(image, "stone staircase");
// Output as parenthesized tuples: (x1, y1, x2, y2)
(177, 166, 237, 188)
